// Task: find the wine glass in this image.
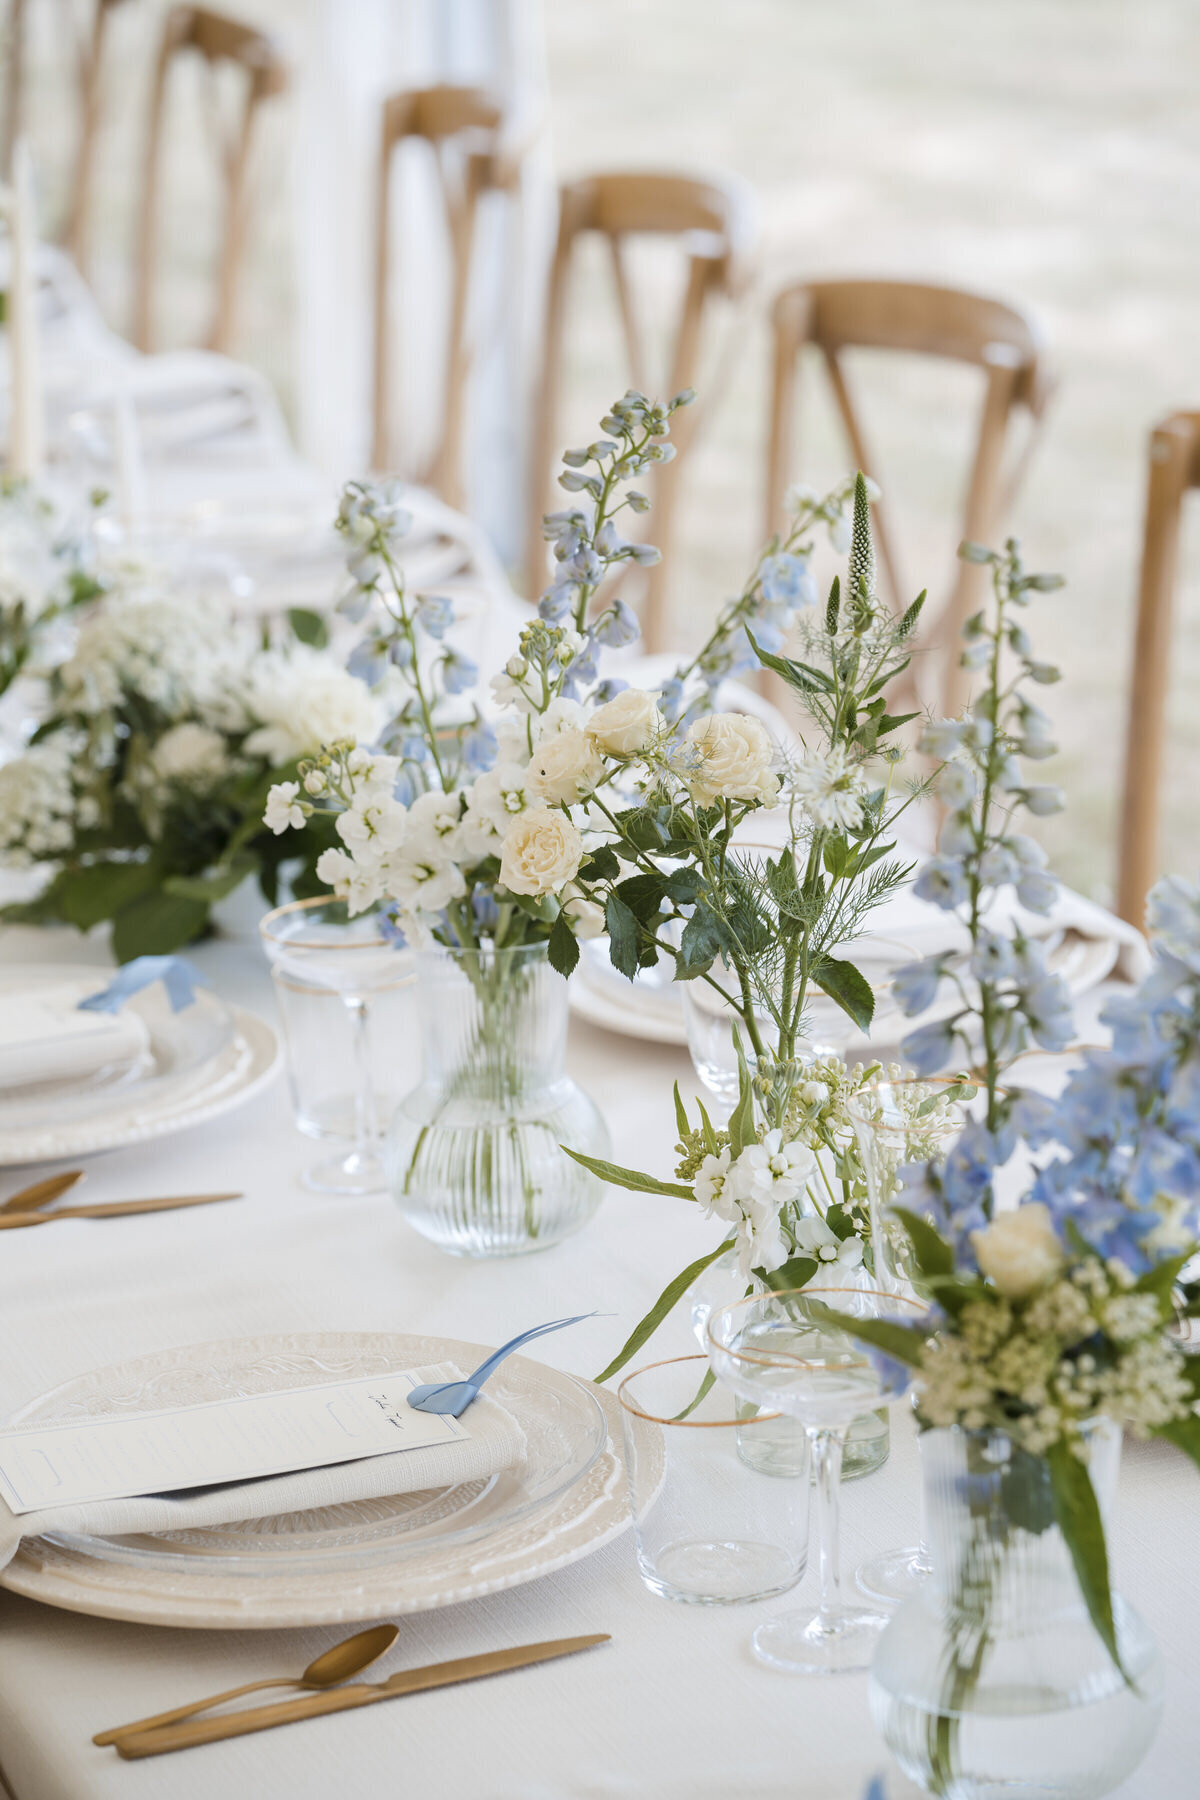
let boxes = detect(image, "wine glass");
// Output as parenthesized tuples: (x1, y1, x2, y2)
(260, 897, 412, 1194)
(706, 1286, 925, 1674)
(846, 1074, 970, 1602)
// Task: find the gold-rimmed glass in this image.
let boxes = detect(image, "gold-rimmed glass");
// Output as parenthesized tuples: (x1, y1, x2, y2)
(260, 897, 412, 1194)
(616, 1355, 808, 1605)
(707, 1286, 925, 1673)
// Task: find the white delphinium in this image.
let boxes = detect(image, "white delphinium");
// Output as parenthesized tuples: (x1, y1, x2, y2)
(243, 646, 385, 764)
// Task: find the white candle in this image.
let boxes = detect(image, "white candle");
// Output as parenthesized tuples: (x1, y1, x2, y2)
(6, 138, 44, 479)
(113, 383, 147, 534)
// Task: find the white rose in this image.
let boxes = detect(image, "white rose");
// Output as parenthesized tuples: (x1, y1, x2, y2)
(971, 1203, 1063, 1299)
(684, 713, 780, 809)
(499, 807, 584, 897)
(587, 688, 662, 757)
(527, 727, 604, 805)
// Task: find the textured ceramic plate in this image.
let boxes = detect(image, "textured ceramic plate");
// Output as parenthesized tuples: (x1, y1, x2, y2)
(1, 1332, 656, 1629)
(0, 1006, 279, 1166)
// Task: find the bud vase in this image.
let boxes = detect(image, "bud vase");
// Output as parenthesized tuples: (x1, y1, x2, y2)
(870, 1421, 1162, 1799)
(385, 941, 609, 1256)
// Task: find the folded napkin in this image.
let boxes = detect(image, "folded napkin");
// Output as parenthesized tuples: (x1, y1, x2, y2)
(0, 1363, 526, 1573)
(0, 978, 148, 1091)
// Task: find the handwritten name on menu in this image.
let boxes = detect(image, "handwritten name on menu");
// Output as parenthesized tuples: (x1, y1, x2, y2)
(0, 1370, 467, 1514)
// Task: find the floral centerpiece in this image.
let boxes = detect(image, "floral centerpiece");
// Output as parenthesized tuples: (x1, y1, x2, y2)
(0, 570, 378, 957)
(0, 477, 103, 699)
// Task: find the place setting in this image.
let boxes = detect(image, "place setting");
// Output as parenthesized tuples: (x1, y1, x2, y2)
(1, 12, 1198, 1799)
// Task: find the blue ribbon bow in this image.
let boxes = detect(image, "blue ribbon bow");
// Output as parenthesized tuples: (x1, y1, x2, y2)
(77, 955, 204, 1016)
(407, 1314, 598, 1416)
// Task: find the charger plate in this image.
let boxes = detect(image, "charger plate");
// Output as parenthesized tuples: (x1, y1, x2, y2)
(1, 1332, 654, 1629)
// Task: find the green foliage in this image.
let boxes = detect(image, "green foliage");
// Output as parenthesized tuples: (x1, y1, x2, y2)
(1046, 1440, 1127, 1683)
(286, 608, 329, 648)
(560, 1146, 696, 1201)
(594, 1239, 735, 1384)
(547, 913, 580, 978)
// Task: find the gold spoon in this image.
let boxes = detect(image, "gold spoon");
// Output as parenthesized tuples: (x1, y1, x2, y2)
(93, 1624, 401, 1745)
(0, 1170, 86, 1214)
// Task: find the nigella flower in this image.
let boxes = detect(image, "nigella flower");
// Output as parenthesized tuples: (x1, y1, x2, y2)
(440, 648, 478, 696)
(900, 1016, 957, 1075)
(415, 594, 454, 639)
(462, 717, 497, 774)
(471, 889, 501, 933)
(393, 764, 421, 807)
(892, 955, 947, 1017)
(913, 855, 969, 911)
(592, 598, 641, 649)
(759, 551, 816, 608)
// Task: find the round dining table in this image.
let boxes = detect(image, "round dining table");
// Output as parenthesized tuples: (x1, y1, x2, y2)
(0, 906, 1194, 1800)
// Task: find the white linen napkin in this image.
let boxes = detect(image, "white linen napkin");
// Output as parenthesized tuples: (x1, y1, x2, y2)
(0, 1363, 526, 1572)
(0, 979, 148, 1090)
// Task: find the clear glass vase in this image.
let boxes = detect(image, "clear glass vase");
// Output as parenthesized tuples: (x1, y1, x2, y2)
(385, 941, 610, 1257)
(870, 1421, 1163, 1799)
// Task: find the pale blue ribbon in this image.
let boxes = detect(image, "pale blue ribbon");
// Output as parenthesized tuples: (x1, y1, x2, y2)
(77, 955, 203, 1016)
(407, 1314, 599, 1416)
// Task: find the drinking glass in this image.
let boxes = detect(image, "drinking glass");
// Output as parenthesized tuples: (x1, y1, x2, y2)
(260, 898, 408, 1194)
(707, 1286, 925, 1673)
(616, 1355, 808, 1605)
(847, 1074, 971, 1602)
(271, 962, 415, 1139)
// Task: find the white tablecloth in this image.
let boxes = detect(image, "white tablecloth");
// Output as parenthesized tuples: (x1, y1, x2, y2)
(0, 915, 1196, 1800)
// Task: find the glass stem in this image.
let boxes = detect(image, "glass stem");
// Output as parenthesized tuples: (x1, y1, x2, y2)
(809, 1424, 848, 1629)
(345, 995, 376, 1168)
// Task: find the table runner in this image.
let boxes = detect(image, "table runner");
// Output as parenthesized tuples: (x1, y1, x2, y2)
(0, 918, 1194, 1799)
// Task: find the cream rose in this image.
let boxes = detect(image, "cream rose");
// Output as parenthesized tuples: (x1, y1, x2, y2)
(684, 713, 780, 809)
(499, 807, 585, 897)
(971, 1203, 1063, 1299)
(527, 727, 604, 805)
(587, 687, 662, 757)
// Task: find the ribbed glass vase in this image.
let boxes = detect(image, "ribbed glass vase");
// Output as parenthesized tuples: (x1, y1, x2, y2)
(385, 941, 609, 1257)
(870, 1421, 1162, 1799)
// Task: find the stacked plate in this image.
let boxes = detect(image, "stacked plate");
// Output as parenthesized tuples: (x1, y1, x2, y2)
(1, 1332, 655, 1628)
(0, 966, 279, 1166)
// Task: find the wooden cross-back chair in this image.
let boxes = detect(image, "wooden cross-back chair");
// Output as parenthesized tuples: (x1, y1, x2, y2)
(1117, 412, 1200, 929)
(527, 169, 756, 648)
(371, 83, 530, 511)
(766, 279, 1053, 717)
(134, 3, 287, 355)
(62, 0, 135, 279)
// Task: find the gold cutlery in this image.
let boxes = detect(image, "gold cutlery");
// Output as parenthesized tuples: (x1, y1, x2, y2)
(0, 1192, 241, 1230)
(94, 1624, 400, 1745)
(112, 1635, 612, 1758)
(0, 1170, 86, 1214)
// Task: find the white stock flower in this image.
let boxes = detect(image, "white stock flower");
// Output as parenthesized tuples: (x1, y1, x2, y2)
(461, 761, 534, 853)
(243, 646, 382, 763)
(534, 698, 587, 741)
(405, 788, 463, 856)
(971, 1203, 1063, 1299)
(150, 722, 229, 787)
(383, 844, 466, 914)
(265, 780, 305, 835)
(315, 846, 381, 913)
(791, 745, 868, 832)
(587, 688, 662, 757)
(791, 1214, 865, 1273)
(498, 807, 584, 897)
(727, 1130, 815, 1210)
(694, 1148, 734, 1217)
(527, 727, 604, 805)
(684, 713, 779, 809)
(336, 791, 409, 858)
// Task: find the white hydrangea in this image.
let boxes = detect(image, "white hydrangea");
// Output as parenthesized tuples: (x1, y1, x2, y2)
(58, 593, 253, 725)
(148, 722, 230, 788)
(243, 646, 384, 764)
(0, 732, 84, 862)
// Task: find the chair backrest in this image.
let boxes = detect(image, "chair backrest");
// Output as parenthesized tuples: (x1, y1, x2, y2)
(371, 84, 526, 511)
(527, 168, 755, 648)
(1116, 411, 1200, 928)
(134, 4, 287, 355)
(766, 278, 1052, 717)
(62, 0, 134, 281)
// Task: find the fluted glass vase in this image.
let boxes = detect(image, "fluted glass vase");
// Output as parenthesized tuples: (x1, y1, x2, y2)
(385, 941, 609, 1257)
(870, 1421, 1162, 1799)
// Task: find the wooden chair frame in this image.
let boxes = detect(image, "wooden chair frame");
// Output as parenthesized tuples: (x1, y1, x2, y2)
(134, 4, 287, 355)
(371, 83, 531, 511)
(1117, 411, 1200, 928)
(62, 0, 133, 279)
(527, 169, 755, 648)
(766, 279, 1052, 717)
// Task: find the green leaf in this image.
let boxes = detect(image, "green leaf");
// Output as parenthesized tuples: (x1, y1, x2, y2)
(822, 835, 849, 881)
(579, 845, 621, 883)
(615, 872, 668, 922)
(1153, 1412, 1200, 1469)
(287, 607, 329, 648)
(677, 908, 722, 977)
(761, 1255, 819, 1294)
(163, 858, 254, 904)
(745, 632, 834, 694)
(810, 955, 874, 1031)
(803, 1300, 928, 1367)
(547, 913, 579, 978)
(560, 1146, 695, 1200)
(696, 1098, 720, 1156)
(605, 894, 639, 980)
(663, 867, 701, 905)
(56, 860, 159, 930)
(672, 1081, 690, 1141)
(1046, 1439, 1127, 1681)
(110, 890, 210, 962)
(893, 1206, 955, 1279)
(728, 1034, 757, 1159)
(672, 1366, 718, 1421)
(595, 1240, 735, 1384)
(1132, 1251, 1193, 1304)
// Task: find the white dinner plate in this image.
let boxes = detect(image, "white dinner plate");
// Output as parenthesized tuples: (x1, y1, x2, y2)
(1, 1331, 655, 1629)
(0, 1005, 279, 1166)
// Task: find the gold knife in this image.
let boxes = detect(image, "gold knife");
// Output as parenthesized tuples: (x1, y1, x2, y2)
(0, 1193, 241, 1230)
(0, 1170, 86, 1214)
(114, 1635, 611, 1759)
